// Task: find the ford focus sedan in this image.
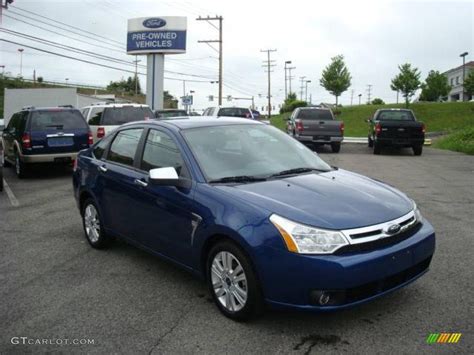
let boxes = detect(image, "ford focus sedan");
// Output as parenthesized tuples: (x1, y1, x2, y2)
(72, 117, 435, 320)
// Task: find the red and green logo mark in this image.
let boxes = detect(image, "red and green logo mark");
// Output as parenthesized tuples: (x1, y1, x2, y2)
(427, 333, 462, 344)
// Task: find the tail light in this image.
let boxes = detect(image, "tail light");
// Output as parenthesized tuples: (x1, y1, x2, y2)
(339, 122, 345, 135)
(375, 122, 382, 135)
(97, 127, 105, 139)
(22, 133, 31, 149)
(73, 158, 78, 172)
(421, 123, 426, 133)
(88, 131, 93, 146)
(295, 120, 304, 132)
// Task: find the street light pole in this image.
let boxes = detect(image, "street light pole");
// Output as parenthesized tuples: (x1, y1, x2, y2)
(65, 78, 69, 86)
(305, 80, 311, 103)
(288, 66, 295, 96)
(460, 51, 468, 101)
(18, 48, 24, 77)
(358, 94, 362, 105)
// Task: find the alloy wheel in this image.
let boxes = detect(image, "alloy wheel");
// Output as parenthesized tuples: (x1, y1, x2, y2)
(84, 204, 100, 243)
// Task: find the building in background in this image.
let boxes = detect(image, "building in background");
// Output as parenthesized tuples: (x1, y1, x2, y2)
(443, 61, 474, 101)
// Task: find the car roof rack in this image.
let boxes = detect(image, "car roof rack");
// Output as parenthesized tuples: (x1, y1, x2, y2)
(21, 106, 35, 110)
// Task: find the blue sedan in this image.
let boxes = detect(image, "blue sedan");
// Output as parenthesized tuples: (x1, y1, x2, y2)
(72, 117, 435, 320)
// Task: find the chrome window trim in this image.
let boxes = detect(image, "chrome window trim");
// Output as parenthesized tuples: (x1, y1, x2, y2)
(47, 133, 75, 138)
(341, 210, 417, 245)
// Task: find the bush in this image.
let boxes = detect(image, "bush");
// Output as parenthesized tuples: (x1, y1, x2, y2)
(434, 127, 474, 155)
(371, 98, 385, 105)
(280, 100, 307, 113)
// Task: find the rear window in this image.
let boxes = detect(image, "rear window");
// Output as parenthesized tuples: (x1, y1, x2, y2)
(297, 109, 333, 120)
(102, 107, 153, 125)
(155, 110, 187, 118)
(217, 108, 252, 118)
(376, 111, 415, 121)
(29, 110, 88, 131)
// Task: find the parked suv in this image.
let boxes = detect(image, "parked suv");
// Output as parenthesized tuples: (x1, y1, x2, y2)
(203, 106, 255, 119)
(2, 106, 92, 178)
(81, 103, 154, 143)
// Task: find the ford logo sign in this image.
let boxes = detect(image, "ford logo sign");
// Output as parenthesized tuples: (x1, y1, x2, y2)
(143, 18, 167, 29)
(386, 224, 401, 235)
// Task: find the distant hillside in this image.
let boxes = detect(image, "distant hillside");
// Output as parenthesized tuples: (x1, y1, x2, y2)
(270, 102, 474, 137)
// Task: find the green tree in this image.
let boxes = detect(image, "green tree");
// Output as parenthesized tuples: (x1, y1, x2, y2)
(37, 76, 44, 83)
(463, 70, 474, 96)
(320, 55, 352, 106)
(106, 76, 142, 94)
(419, 70, 451, 101)
(371, 98, 385, 105)
(280, 92, 306, 113)
(390, 63, 421, 107)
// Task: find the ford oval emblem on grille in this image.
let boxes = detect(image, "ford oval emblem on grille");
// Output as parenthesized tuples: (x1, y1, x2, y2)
(386, 224, 401, 235)
(143, 18, 167, 28)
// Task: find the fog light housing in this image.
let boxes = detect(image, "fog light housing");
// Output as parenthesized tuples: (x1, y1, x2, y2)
(309, 290, 346, 306)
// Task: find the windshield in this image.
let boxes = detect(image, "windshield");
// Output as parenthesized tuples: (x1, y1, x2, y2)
(29, 110, 88, 130)
(217, 108, 252, 118)
(297, 109, 333, 120)
(102, 107, 153, 125)
(156, 110, 187, 118)
(183, 124, 332, 181)
(376, 110, 414, 121)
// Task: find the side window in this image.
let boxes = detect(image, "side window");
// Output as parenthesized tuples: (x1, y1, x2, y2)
(107, 128, 143, 167)
(141, 129, 188, 178)
(88, 107, 104, 125)
(202, 108, 209, 116)
(18, 113, 28, 133)
(93, 134, 113, 160)
(209, 108, 216, 116)
(7, 114, 20, 133)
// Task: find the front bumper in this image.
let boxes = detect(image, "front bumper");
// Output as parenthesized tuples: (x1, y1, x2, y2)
(295, 135, 343, 144)
(258, 220, 435, 311)
(21, 152, 77, 163)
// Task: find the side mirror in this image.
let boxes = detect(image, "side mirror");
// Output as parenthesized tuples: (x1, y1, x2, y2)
(149, 167, 191, 188)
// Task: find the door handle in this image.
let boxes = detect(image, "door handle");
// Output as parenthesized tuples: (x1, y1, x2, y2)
(98, 165, 107, 173)
(134, 179, 148, 188)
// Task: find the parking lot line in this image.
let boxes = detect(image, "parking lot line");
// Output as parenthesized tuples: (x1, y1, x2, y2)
(3, 179, 20, 207)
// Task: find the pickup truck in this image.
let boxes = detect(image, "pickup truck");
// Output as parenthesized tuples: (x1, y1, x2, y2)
(287, 107, 344, 153)
(368, 108, 425, 155)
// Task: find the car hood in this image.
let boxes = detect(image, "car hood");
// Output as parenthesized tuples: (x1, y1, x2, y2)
(216, 169, 413, 230)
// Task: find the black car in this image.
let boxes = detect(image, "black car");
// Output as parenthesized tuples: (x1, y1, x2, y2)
(368, 109, 425, 155)
(2, 106, 92, 178)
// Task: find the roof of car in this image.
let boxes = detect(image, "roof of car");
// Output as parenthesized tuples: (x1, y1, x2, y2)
(83, 103, 149, 108)
(376, 108, 413, 112)
(155, 109, 187, 112)
(125, 116, 262, 130)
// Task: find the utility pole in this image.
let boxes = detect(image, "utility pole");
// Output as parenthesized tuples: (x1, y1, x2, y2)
(288, 66, 296, 96)
(396, 91, 399, 104)
(18, 48, 24, 77)
(460, 51, 468, 101)
(284, 60, 292, 99)
(197, 15, 223, 105)
(350, 90, 354, 106)
(261, 49, 277, 118)
(133, 55, 141, 96)
(366, 84, 372, 104)
(299, 76, 306, 101)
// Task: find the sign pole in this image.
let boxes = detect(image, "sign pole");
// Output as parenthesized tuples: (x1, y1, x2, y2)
(146, 54, 164, 110)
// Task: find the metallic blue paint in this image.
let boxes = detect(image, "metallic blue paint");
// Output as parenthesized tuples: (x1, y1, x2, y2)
(73, 119, 435, 311)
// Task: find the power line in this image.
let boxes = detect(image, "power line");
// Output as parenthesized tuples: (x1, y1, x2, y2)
(11, 6, 123, 46)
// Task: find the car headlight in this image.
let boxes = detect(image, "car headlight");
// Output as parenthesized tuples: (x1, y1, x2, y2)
(412, 200, 423, 223)
(270, 214, 349, 254)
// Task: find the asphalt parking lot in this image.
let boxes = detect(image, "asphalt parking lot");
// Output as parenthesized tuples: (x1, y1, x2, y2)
(1, 144, 473, 354)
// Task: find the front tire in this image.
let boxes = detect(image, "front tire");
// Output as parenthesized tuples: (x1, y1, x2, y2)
(207, 241, 264, 321)
(81, 199, 111, 249)
(331, 142, 341, 153)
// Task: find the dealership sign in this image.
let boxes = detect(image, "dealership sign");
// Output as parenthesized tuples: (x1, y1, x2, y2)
(127, 16, 187, 54)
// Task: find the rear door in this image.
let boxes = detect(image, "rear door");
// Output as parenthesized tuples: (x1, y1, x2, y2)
(28, 110, 90, 156)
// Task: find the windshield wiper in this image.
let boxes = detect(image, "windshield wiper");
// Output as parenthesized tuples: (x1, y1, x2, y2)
(269, 167, 330, 178)
(209, 175, 267, 184)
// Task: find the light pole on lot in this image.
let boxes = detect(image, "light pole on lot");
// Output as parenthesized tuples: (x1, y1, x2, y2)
(358, 94, 362, 105)
(65, 78, 69, 86)
(284, 60, 291, 99)
(18, 48, 24, 77)
(460, 51, 468, 101)
(0, 65, 5, 75)
(305, 80, 311, 103)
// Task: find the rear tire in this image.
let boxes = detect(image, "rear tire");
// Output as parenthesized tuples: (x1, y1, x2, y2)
(81, 198, 112, 249)
(373, 142, 382, 155)
(331, 142, 341, 153)
(207, 240, 264, 321)
(368, 136, 374, 147)
(413, 145, 423, 156)
(14, 151, 28, 179)
(0, 166, 3, 192)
